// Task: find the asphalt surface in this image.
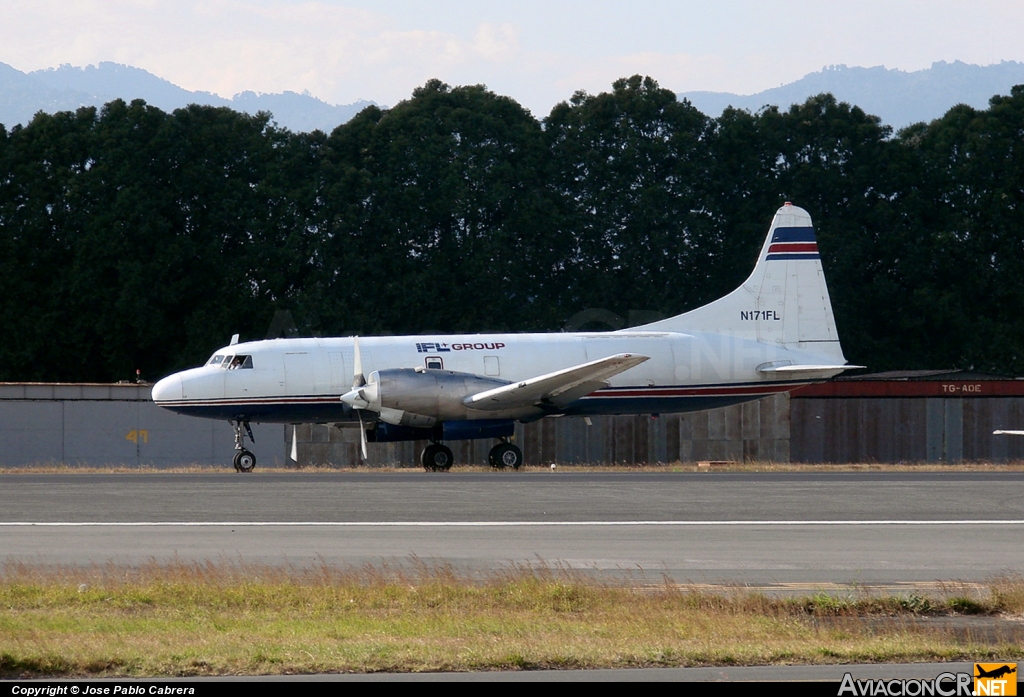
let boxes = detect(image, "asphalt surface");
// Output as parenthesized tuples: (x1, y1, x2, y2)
(2, 471, 1023, 584)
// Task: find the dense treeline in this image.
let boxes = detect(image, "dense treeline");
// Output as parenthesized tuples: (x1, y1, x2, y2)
(1, 76, 1022, 382)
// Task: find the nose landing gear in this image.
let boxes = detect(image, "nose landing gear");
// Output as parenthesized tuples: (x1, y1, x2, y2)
(231, 420, 257, 473)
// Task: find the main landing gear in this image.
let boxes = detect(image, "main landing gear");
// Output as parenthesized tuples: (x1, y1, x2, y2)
(231, 420, 256, 473)
(419, 437, 523, 473)
(488, 439, 523, 470)
(421, 442, 453, 472)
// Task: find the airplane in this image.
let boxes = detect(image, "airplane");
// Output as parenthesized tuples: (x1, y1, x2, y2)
(975, 665, 1016, 680)
(152, 202, 861, 472)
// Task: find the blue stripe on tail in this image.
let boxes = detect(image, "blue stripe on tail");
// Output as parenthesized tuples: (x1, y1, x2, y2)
(771, 226, 816, 243)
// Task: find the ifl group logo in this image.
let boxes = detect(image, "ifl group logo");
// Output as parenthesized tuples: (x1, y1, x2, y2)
(837, 664, 1016, 696)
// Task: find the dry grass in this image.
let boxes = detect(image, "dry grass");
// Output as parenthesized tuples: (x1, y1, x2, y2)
(520, 461, 1024, 473)
(1, 561, 1022, 677)
(4, 460, 1024, 474)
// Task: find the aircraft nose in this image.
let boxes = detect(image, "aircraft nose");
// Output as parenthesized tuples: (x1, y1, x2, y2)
(151, 374, 183, 403)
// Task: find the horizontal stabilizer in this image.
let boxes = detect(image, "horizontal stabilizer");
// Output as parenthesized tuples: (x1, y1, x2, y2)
(465, 353, 649, 411)
(757, 363, 864, 376)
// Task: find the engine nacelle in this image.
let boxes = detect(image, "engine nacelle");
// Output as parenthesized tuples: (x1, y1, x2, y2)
(370, 368, 510, 423)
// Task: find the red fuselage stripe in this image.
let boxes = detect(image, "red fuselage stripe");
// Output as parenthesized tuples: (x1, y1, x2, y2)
(590, 384, 793, 398)
(157, 383, 802, 407)
(767, 243, 818, 253)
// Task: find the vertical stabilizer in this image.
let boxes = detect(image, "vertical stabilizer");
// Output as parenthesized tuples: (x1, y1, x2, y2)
(633, 203, 845, 360)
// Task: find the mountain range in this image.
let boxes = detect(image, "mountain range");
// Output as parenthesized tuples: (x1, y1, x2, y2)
(0, 61, 375, 134)
(679, 61, 1024, 130)
(3, 60, 1024, 134)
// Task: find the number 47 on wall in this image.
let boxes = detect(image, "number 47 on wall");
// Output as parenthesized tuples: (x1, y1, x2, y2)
(125, 429, 149, 444)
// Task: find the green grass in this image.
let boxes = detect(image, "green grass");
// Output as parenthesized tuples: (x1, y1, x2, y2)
(1, 561, 1022, 677)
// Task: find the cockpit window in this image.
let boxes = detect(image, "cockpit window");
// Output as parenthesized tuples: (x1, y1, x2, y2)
(207, 355, 225, 366)
(225, 355, 253, 370)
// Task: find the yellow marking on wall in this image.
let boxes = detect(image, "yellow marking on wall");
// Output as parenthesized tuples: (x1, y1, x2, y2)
(126, 429, 149, 444)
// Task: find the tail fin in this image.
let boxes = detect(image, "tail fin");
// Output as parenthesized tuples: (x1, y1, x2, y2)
(635, 203, 846, 362)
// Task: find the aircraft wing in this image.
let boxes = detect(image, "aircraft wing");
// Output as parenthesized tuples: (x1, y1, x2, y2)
(464, 353, 650, 411)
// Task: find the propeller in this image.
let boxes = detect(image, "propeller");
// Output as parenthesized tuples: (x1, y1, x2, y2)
(341, 337, 375, 460)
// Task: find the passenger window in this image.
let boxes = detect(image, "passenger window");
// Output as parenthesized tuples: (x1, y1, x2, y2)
(425, 357, 443, 370)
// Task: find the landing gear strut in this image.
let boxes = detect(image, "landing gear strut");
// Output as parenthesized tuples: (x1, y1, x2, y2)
(421, 442, 453, 472)
(231, 420, 256, 473)
(488, 440, 523, 470)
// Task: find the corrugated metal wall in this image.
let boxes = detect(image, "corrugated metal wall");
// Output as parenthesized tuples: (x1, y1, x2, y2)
(790, 396, 1024, 463)
(292, 393, 791, 467)
(7, 382, 1023, 467)
(0, 383, 284, 467)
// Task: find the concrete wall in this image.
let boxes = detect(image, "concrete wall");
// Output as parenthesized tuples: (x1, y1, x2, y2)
(0, 383, 284, 468)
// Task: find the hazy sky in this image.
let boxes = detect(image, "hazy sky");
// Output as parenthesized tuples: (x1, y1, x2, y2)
(3, 1, 1023, 116)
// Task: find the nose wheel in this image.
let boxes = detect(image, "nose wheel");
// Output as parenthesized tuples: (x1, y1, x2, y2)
(421, 443, 453, 472)
(233, 449, 256, 472)
(489, 442, 523, 470)
(230, 420, 257, 473)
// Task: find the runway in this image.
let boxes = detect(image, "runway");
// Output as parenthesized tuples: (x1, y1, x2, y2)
(2, 471, 1022, 585)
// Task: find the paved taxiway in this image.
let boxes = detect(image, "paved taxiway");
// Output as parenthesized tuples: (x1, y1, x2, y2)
(2, 472, 1022, 584)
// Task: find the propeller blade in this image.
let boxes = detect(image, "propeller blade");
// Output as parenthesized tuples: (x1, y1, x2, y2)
(357, 411, 368, 460)
(290, 425, 298, 462)
(352, 336, 366, 388)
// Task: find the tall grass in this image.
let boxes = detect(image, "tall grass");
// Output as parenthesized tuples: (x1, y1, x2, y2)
(1, 561, 1022, 677)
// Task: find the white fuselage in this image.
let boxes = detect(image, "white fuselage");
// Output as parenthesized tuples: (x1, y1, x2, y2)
(151, 329, 839, 424)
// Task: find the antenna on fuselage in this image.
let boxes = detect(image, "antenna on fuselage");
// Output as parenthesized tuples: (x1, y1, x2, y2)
(230, 333, 240, 346)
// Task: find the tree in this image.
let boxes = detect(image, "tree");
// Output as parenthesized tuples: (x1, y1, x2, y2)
(316, 80, 559, 334)
(545, 76, 716, 320)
